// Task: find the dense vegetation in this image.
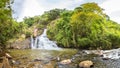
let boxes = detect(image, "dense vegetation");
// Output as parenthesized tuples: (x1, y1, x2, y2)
(47, 3, 120, 49)
(0, 0, 21, 49)
(1, 1, 120, 50)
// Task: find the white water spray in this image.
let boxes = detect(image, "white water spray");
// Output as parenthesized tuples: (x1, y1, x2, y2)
(31, 29, 60, 50)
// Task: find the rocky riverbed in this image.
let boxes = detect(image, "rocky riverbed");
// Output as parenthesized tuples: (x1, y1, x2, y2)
(7, 49, 120, 68)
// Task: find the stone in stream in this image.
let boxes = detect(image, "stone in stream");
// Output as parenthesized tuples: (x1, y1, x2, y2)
(79, 60, 93, 68)
(11, 60, 21, 65)
(60, 59, 72, 65)
(33, 58, 43, 62)
(5, 53, 12, 59)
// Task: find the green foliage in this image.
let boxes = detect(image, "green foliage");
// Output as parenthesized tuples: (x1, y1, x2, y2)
(47, 2, 120, 49)
(42, 8, 65, 21)
(0, 0, 21, 48)
(23, 17, 35, 27)
(81, 2, 103, 13)
(47, 10, 73, 47)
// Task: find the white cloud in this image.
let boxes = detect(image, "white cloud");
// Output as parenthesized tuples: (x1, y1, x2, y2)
(18, 0, 44, 21)
(14, 0, 83, 22)
(100, 0, 120, 23)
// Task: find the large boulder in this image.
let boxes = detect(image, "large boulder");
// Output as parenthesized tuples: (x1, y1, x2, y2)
(79, 60, 93, 68)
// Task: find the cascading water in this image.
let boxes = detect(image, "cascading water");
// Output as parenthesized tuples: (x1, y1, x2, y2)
(102, 48, 120, 59)
(84, 48, 120, 60)
(30, 29, 60, 50)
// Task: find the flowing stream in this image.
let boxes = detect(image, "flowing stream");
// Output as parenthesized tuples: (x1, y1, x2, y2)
(10, 49, 79, 68)
(31, 29, 60, 50)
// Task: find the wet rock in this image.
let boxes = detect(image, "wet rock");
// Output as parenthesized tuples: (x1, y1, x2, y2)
(21, 56, 28, 59)
(60, 59, 72, 65)
(57, 62, 78, 68)
(42, 60, 50, 64)
(11, 60, 15, 64)
(33, 58, 43, 62)
(27, 62, 43, 68)
(11, 60, 21, 65)
(45, 56, 56, 61)
(56, 56, 61, 62)
(102, 57, 110, 60)
(79, 60, 93, 68)
(74, 54, 81, 57)
(5, 53, 12, 59)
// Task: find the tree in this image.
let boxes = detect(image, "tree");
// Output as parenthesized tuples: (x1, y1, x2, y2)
(0, 0, 19, 49)
(23, 17, 35, 27)
(47, 10, 73, 47)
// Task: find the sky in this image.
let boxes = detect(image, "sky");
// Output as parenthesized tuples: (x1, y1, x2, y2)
(12, 0, 120, 23)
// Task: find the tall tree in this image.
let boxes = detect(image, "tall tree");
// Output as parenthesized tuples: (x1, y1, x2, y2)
(0, 0, 19, 49)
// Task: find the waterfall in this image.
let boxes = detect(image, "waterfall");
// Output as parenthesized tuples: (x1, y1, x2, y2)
(30, 29, 60, 50)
